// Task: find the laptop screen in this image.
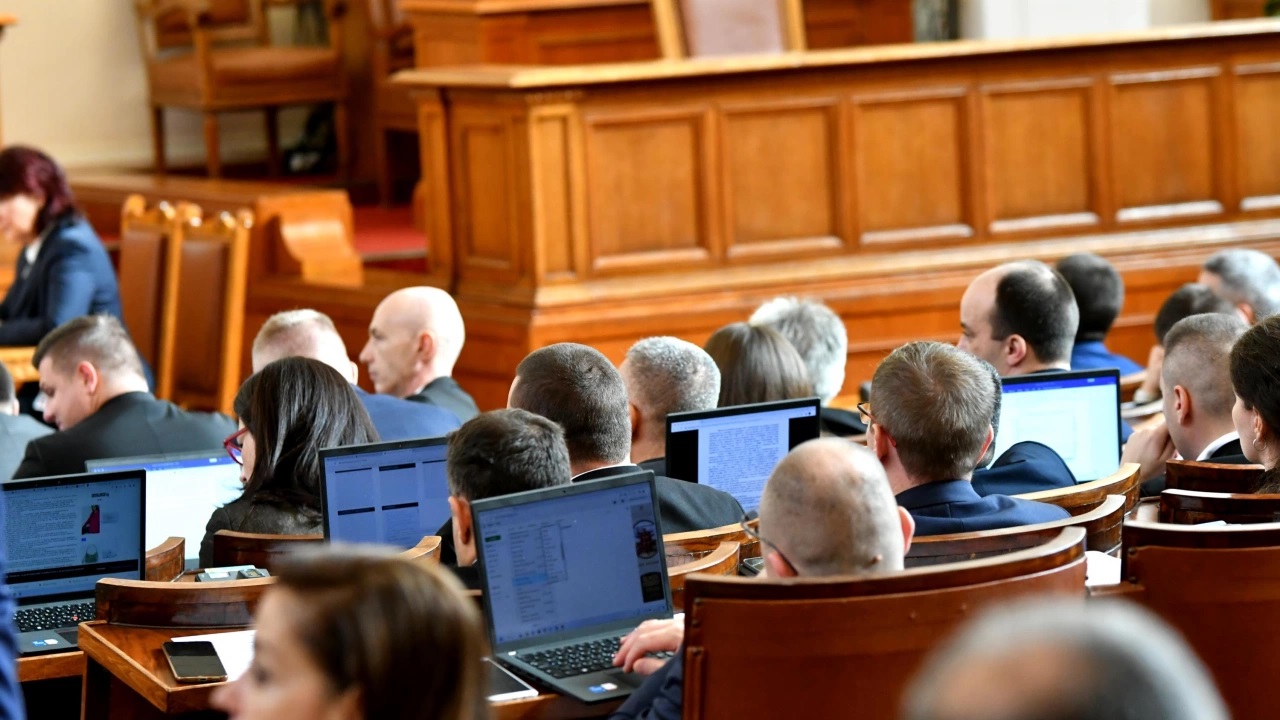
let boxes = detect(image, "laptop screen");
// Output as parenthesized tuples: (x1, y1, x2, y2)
(4, 470, 146, 603)
(88, 452, 243, 563)
(666, 397, 821, 510)
(474, 472, 670, 649)
(319, 438, 451, 549)
(993, 369, 1122, 483)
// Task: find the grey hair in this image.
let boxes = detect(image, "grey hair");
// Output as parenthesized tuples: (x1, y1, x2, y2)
(750, 297, 848, 404)
(251, 309, 349, 373)
(1204, 248, 1280, 319)
(904, 599, 1228, 720)
(623, 337, 721, 420)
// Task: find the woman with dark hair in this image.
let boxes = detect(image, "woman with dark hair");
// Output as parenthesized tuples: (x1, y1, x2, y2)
(212, 548, 488, 720)
(0, 146, 122, 345)
(703, 322, 814, 408)
(1230, 315, 1280, 492)
(198, 357, 379, 567)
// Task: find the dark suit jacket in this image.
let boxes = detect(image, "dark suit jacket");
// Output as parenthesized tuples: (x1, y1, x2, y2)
(1070, 341, 1144, 376)
(610, 650, 683, 720)
(575, 465, 744, 534)
(198, 496, 322, 568)
(0, 492, 24, 719)
(971, 441, 1077, 497)
(0, 414, 51, 480)
(13, 392, 236, 479)
(355, 386, 460, 441)
(448, 563, 483, 591)
(407, 377, 480, 423)
(897, 479, 1069, 536)
(820, 406, 867, 437)
(637, 457, 667, 477)
(0, 215, 123, 346)
(1140, 438, 1251, 497)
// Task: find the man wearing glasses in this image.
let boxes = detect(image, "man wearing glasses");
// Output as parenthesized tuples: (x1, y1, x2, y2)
(609, 437, 914, 720)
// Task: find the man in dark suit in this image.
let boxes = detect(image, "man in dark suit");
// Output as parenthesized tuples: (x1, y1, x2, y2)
(0, 362, 50, 480)
(619, 336, 722, 477)
(359, 286, 479, 422)
(1056, 253, 1145, 375)
(12, 315, 234, 478)
(869, 341, 1068, 535)
(1123, 313, 1252, 496)
(510, 343, 744, 534)
(444, 409, 572, 590)
(750, 297, 866, 437)
(251, 309, 460, 441)
(610, 438, 915, 720)
(971, 361, 1076, 496)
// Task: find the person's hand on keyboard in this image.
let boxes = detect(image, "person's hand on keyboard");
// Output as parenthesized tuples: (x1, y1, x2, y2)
(613, 619, 682, 676)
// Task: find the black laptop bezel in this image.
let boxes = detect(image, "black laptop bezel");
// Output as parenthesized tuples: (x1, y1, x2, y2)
(471, 470, 673, 655)
(998, 368, 1123, 482)
(664, 396, 822, 485)
(318, 436, 450, 543)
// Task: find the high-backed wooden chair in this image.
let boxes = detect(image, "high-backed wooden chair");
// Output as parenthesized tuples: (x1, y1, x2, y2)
(668, 540, 738, 611)
(133, 0, 349, 178)
(651, 0, 806, 59)
(664, 520, 759, 563)
(1158, 489, 1280, 525)
(1015, 463, 1141, 517)
(95, 575, 274, 628)
(145, 537, 187, 582)
(681, 528, 1086, 720)
(1165, 459, 1264, 494)
(169, 205, 251, 414)
(117, 195, 184, 399)
(367, 0, 416, 205)
(907, 495, 1125, 567)
(212, 530, 323, 571)
(1109, 521, 1280, 719)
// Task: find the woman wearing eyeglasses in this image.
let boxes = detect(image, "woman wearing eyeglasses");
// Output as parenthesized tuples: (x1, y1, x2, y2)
(198, 357, 378, 568)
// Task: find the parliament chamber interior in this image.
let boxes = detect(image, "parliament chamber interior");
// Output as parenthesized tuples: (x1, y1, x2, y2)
(1, 0, 1280, 718)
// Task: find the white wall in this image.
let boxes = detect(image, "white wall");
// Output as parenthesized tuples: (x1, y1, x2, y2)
(960, 0, 1212, 39)
(0, 0, 304, 169)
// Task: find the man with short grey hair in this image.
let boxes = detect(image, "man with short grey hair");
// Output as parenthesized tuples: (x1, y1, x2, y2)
(751, 297, 865, 436)
(619, 336, 720, 475)
(904, 599, 1228, 720)
(1200, 248, 1280, 324)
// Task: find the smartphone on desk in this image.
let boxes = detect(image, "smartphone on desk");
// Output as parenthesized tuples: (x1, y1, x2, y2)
(163, 641, 229, 683)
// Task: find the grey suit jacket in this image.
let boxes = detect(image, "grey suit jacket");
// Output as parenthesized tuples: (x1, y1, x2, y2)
(0, 414, 51, 480)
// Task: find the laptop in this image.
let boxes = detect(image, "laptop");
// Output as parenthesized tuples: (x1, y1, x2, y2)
(993, 369, 1122, 483)
(665, 397, 822, 511)
(472, 470, 672, 703)
(4, 469, 146, 655)
(87, 452, 244, 567)
(319, 437, 451, 549)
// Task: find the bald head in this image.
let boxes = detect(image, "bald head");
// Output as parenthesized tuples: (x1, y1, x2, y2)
(959, 260, 1078, 376)
(757, 438, 910, 578)
(359, 287, 466, 398)
(252, 309, 356, 382)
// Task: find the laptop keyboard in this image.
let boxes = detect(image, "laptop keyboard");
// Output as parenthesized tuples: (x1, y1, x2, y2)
(15, 602, 95, 633)
(520, 637, 674, 678)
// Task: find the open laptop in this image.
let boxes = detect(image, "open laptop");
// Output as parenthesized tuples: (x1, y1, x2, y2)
(87, 452, 244, 567)
(319, 437, 451, 549)
(665, 397, 821, 511)
(4, 469, 146, 655)
(472, 470, 672, 703)
(993, 369, 1122, 483)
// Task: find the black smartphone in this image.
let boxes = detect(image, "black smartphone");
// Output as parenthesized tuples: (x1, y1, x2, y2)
(162, 641, 228, 683)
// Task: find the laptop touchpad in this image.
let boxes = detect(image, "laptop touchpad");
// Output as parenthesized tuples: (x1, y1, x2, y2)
(57, 629, 79, 645)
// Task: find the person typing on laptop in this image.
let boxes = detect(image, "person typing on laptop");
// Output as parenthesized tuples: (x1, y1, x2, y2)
(608, 438, 915, 720)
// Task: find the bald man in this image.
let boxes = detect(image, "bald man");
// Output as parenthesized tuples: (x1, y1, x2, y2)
(609, 438, 914, 720)
(359, 286, 478, 422)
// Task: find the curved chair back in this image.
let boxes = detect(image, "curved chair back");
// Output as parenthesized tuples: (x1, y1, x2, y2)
(145, 537, 186, 582)
(211, 530, 323, 571)
(1165, 459, 1264, 494)
(668, 541, 739, 611)
(665, 519, 759, 562)
(1015, 463, 1140, 516)
(1158, 489, 1280, 525)
(399, 536, 443, 565)
(95, 576, 274, 628)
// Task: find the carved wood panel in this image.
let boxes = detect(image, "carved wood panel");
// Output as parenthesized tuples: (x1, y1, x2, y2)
(1234, 62, 1280, 212)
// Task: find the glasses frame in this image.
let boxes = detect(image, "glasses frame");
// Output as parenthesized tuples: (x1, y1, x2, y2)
(740, 513, 796, 576)
(223, 427, 249, 466)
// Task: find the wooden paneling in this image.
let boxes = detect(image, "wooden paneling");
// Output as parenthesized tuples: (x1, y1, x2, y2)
(1234, 61, 1280, 211)
(1212, 0, 1268, 19)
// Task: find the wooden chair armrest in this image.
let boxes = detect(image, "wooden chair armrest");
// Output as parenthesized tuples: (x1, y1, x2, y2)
(1088, 582, 1143, 599)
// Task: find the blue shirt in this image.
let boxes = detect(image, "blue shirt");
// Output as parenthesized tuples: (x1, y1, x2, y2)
(1070, 340, 1144, 376)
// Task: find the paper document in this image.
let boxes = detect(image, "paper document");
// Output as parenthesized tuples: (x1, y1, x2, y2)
(1084, 551, 1121, 587)
(172, 629, 255, 681)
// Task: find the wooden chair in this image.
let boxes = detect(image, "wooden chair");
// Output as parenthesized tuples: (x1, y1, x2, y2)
(668, 540, 738, 611)
(681, 527, 1086, 720)
(907, 494, 1125, 566)
(664, 520, 759, 562)
(1158, 489, 1280, 525)
(1119, 369, 1146, 403)
(651, 0, 806, 59)
(168, 205, 251, 414)
(399, 536, 443, 565)
(1108, 521, 1280, 718)
(95, 576, 274, 628)
(145, 537, 187, 582)
(1015, 463, 1141, 517)
(1164, 459, 1264, 494)
(211, 530, 323, 571)
(117, 195, 184, 399)
(133, 0, 349, 178)
(367, 0, 416, 205)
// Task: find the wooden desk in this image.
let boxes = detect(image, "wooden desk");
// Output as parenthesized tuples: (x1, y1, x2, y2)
(0, 346, 36, 385)
(78, 621, 619, 719)
(394, 21, 1280, 409)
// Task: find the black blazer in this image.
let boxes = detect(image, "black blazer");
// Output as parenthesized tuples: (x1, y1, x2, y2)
(1140, 438, 1251, 497)
(819, 406, 867, 437)
(407, 377, 480, 423)
(971, 441, 1077, 497)
(13, 392, 236, 479)
(897, 479, 1069, 536)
